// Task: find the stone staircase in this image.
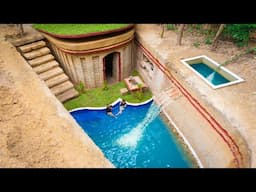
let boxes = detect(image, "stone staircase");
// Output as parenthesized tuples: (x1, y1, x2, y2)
(11, 34, 79, 103)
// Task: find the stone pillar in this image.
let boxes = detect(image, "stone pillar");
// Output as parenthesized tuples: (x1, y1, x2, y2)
(73, 56, 85, 84)
(93, 56, 103, 87)
(85, 56, 96, 88)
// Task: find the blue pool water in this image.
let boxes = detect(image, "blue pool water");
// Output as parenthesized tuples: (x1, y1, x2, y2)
(191, 63, 230, 86)
(71, 101, 193, 168)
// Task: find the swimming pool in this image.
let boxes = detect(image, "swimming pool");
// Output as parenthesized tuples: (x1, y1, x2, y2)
(181, 55, 244, 89)
(70, 99, 193, 168)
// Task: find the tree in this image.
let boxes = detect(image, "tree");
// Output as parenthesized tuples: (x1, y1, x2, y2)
(16, 24, 24, 37)
(176, 24, 185, 45)
(212, 24, 225, 48)
(160, 24, 165, 38)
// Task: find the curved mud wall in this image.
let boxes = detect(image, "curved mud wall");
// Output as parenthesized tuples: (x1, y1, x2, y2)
(41, 29, 135, 88)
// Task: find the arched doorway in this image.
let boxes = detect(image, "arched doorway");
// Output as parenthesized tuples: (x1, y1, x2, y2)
(103, 52, 121, 84)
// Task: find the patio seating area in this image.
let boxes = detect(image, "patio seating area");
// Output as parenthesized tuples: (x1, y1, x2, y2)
(123, 76, 148, 92)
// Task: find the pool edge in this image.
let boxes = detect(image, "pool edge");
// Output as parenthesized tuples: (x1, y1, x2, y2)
(68, 97, 154, 113)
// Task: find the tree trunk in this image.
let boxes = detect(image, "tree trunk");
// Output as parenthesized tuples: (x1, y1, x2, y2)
(160, 24, 165, 38)
(212, 24, 225, 48)
(176, 24, 185, 45)
(16, 24, 24, 37)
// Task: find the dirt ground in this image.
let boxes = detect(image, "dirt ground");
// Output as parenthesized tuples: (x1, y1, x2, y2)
(0, 24, 113, 168)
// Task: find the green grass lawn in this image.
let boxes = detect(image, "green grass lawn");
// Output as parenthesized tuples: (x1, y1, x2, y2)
(64, 81, 152, 110)
(33, 24, 129, 35)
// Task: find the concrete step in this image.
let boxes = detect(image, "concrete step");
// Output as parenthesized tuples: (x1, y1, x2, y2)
(18, 40, 46, 53)
(45, 73, 69, 88)
(28, 54, 54, 67)
(50, 81, 74, 96)
(39, 67, 63, 81)
(56, 88, 79, 103)
(23, 47, 50, 60)
(11, 34, 44, 47)
(33, 60, 59, 74)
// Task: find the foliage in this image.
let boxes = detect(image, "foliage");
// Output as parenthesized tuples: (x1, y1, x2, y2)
(204, 37, 212, 45)
(135, 91, 143, 100)
(193, 41, 200, 47)
(131, 70, 139, 76)
(246, 47, 256, 55)
(33, 24, 129, 35)
(64, 81, 152, 110)
(134, 83, 143, 100)
(102, 80, 109, 91)
(194, 24, 202, 30)
(223, 24, 256, 47)
(200, 29, 215, 37)
(187, 25, 194, 33)
(75, 81, 86, 95)
(186, 24, 256, 48)
(167, 24, 176, 30)
(137, 83, 143, 91)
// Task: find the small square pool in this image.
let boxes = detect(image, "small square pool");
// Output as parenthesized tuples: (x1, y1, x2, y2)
(181, 55, 244, 89)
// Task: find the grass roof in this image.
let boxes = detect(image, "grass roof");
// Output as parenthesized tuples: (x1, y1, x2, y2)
(33, 24, 129, 35)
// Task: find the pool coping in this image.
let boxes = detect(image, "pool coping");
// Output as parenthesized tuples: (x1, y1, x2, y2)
(180, 55, 245, 89)
(161, 109, 204, 168)
(68, 97, 153, 112)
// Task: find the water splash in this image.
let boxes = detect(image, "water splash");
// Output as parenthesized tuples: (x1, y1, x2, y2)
(116, 104, 161, 148)
(206, 71, 216, 82)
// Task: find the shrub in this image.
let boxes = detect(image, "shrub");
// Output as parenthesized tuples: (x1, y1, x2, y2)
(167, 24, 175, 30)
(246, 47, 256, 55)
(75, 81, 86, 95)
(102, 80, 109, 91)
(194, 24, 202, 30)
(135, 83, 144, 100)
(204, 37, 212, 45)
(135, 91, 143, 100)
(193, 42, 200, 48)
(131, 70, 139, 76)
(223, 24, 256, 47)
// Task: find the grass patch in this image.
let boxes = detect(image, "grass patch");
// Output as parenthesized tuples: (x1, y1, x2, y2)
(64, 81, 152, 110)
(33, 24, 129, 35)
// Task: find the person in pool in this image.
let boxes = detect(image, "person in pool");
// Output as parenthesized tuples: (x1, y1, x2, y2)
(116, 99, 127, 115)
(106, 104, 117, 118)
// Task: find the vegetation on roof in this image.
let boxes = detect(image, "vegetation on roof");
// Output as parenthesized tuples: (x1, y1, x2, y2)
(33, 24, 129, 35)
